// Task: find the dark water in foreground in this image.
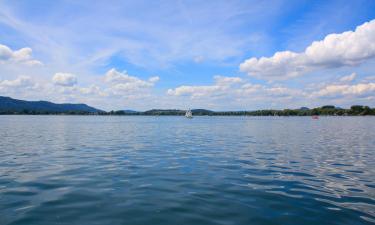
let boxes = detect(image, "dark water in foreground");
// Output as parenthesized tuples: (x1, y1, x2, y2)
(0, 116, 374, 225)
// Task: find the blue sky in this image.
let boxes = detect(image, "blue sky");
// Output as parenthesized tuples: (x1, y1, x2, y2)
(0, 0, 375, 110)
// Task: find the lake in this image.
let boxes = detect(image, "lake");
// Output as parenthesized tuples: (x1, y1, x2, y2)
(0, 116, 374, 225)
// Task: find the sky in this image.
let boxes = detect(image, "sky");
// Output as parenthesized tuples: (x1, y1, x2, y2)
(0, 0, 375, 111)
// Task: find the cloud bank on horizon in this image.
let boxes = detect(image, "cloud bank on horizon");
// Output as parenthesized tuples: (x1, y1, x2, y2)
(0, 0, 375, 110)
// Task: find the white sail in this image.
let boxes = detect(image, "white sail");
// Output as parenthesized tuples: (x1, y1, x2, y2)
(185, 109, 193, 118)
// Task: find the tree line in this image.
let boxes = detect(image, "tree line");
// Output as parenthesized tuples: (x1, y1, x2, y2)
(105, 105, 375, 116)
(1, 105, 374, 116)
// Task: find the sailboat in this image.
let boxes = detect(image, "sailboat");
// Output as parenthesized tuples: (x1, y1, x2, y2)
(185, 109, 193, 118)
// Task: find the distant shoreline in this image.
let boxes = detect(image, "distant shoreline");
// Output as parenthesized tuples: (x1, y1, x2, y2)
(1, 109, 375, 117)
(1, 107, 375, 116)
(1, 114, 374, 117)
(1, 96, 375, 116)
(2, 108, 375, 116)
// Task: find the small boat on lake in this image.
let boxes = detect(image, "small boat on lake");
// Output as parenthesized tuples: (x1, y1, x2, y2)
(185, 109, 193, 118)
(312, 115, 319, 119)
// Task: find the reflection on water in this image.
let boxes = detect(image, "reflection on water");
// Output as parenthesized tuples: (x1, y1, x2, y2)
(0, 116, 374, 225)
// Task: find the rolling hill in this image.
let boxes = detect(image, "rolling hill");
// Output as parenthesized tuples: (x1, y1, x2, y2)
(0, 96, 103, 114)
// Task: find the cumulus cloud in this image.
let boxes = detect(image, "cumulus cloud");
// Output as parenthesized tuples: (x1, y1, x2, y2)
(0, 76, 34, 89)
(105, 68, 158, 93)
(0, 44, 42, 66)
(0, 76, 40, 96)
(55, 85, 107, 98)
(167, 75, 302, 101)
(167, 85, 221, 97)
(167, 75, 243, 98)
(240, 19, 375, 80)
(45, 69, 158, 103)
(312, 82, 375, 98)
(167, 73, 375, 109)
(53, 73, 77, 86)
(237, 83, 304, 98)
(78, 85, 101, 95)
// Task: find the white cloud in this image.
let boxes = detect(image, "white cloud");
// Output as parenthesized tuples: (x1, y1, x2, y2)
(240, 19, 375, 80)
(148, 76, 160, 83)
(54, 85, 107, 98)
(339, 72, 356, 82)
(0, 76, 40, 97)
(0, 76, 34, 88)
(214, 75, 243, 86)
(166, 75, 310, 110)
(32, 69, 159, 108)
(312, 82, 375, 98)
(265, 87, 303, 97)
(52, 73, 77, 87)
(78, 85, 101, 95)
(167, 73, 375, 109)
(167, 85, 221, 98)
(167, 75, 243, 98)
(105, 68, 158, 93)
(0, 44, 42, 66)
(0, 45, 12, 60)
(238, 83, 263, 94)
(167, 75, 302, 101)
(237, 83, 304, 98)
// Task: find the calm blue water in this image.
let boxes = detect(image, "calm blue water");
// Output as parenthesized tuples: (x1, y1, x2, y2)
(0, 116, 374, 225)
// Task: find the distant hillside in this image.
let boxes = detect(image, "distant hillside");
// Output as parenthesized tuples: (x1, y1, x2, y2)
(0, 96, 103, 114)
(191, 109, 214, 115)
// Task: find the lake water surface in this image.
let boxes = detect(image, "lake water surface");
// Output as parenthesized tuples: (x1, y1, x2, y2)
(0, 116, 374, 225)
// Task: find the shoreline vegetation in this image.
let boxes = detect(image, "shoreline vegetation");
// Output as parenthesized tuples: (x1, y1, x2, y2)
(1, 96, 375, 116)
(1, 106, 374, 116)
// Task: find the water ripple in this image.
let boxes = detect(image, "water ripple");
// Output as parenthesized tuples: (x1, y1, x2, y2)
(0, 116, 374, 225)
